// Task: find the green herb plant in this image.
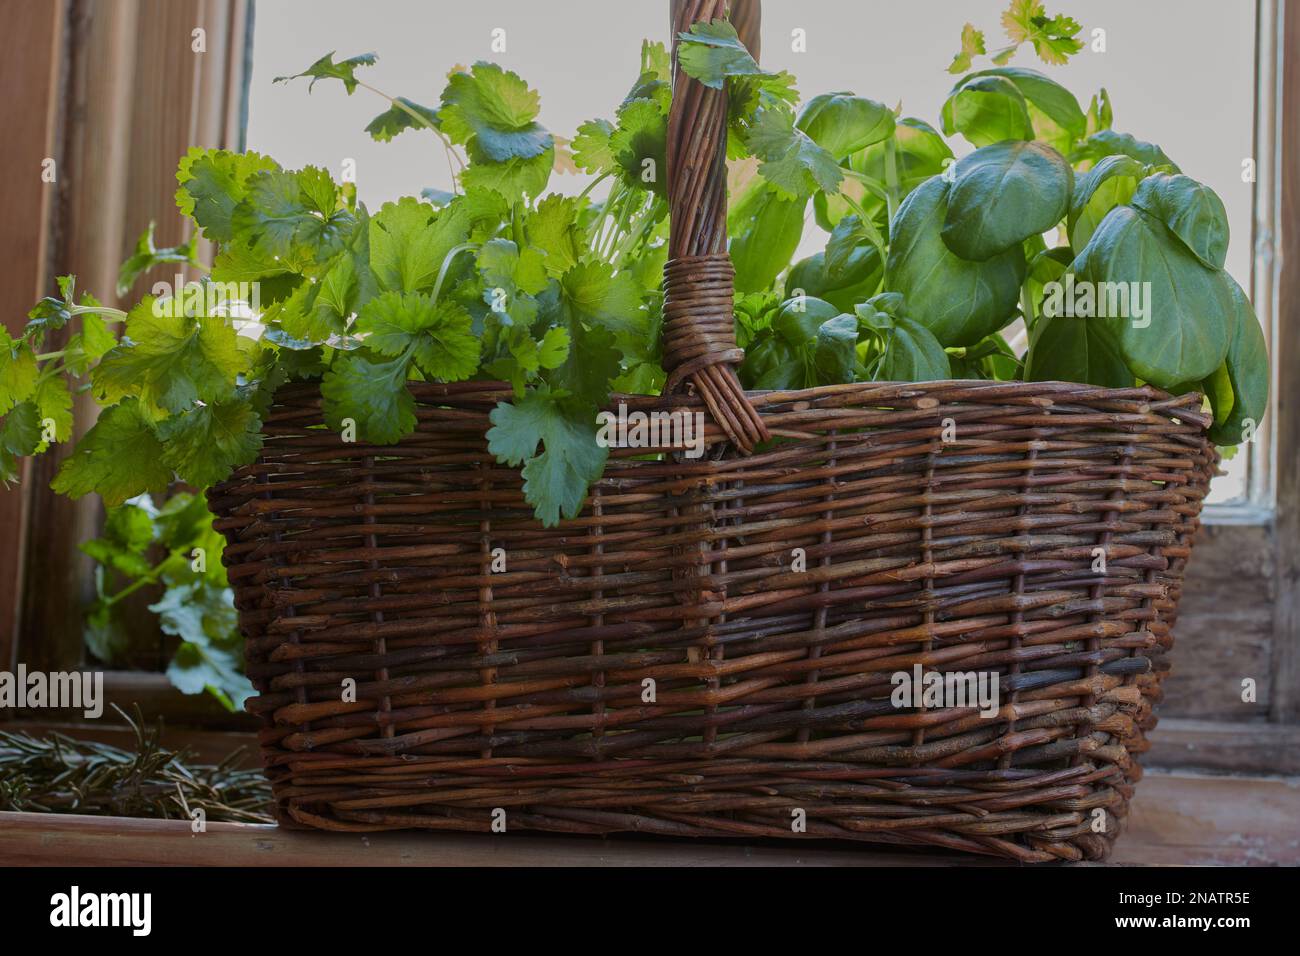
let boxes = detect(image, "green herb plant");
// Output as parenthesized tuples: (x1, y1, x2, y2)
(81, 492, 253, 711)
(0, 0, 1268, 542)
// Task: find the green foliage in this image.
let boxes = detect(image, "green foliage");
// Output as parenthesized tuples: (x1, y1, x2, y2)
(117, 223, 199, 297)
(1072, 205, 1231, 388)
(951, 0, 1085, 70)
(80, 493, 253, 711)
(941, 140, 1073, 260)
(885, 176, 1027, 346)
(9, 10, 1271, 550)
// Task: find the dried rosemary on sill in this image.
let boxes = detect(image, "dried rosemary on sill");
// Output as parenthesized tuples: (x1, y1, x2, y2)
(0, 705, 272, 823)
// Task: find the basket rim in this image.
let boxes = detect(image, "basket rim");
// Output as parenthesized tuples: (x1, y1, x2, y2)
(260, 377, 1211, 431)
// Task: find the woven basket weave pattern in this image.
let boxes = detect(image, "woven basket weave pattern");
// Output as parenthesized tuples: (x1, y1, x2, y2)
(210, 379, 1214, 862)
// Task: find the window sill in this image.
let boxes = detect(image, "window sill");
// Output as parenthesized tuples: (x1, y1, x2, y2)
(2, 769, 1296, 867)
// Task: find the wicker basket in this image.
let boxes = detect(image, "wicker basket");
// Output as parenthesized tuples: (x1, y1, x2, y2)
(208, 0, 1217, 863)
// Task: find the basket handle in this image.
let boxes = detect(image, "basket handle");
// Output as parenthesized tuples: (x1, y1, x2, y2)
(663, 0, 770, 452)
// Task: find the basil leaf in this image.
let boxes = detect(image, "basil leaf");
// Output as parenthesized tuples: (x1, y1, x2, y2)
(941, 140, 1073, 261)
(1206, 274, 1269, 446)
(796, 92, 894, 160)
(885, 177, 1026, 346)
(941, 74, 1033, 147)
(729, 181, 807, 294)
(814, 313, 859, 383)
(1068, 154, 1145, 252)
(1074, 205, 1231, 387)
(956, 67, 1086, 152)
(877, 316, 951, 382)
(1130, 173, 1230, 270)
(1024, 307, 1133, 387)
(1073, 129, 1179, 172)
(787, 245, 883, 314)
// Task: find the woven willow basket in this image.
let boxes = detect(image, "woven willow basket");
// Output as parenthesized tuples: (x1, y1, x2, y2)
(209, 0, 1217, 863)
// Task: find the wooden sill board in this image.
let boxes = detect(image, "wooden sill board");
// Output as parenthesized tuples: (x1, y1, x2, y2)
(2, 770, 1296, 866)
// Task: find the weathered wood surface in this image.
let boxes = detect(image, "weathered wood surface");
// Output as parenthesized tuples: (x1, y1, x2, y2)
(1, 770, 1294, 867)
(1164, 523, 1276, 720)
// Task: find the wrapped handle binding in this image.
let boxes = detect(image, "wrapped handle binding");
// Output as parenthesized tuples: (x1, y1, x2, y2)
(664, 0, 769, 452)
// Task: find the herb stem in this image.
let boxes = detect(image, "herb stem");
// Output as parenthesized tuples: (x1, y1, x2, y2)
(430, 242, 477, 307)
(882, 137, 901, 222)
(71, 305, 128, 320)
(577, 171, 613, 205)
(357, 80, 465, 192)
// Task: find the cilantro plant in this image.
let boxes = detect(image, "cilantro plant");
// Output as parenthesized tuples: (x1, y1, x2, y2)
(0, 0, 1268, 550)
(81, 492, 253, 711)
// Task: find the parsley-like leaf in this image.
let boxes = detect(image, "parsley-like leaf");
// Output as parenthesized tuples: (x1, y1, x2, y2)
(439, 62, 553, 161)
(231, 167, 355, 264)
(175, 148, 281, 242)
(0, 330, 38, 414)
(51, 399, 171, 505)
(356, 290, 479, 381)
(370, 196, 476, 294)
(321, 351, 417, 444)
(744, 108, 843, 199)
(118, 222, 199, 297)
(1001, 0, 1083, 66)
(676, 20, 763, 89)
(365, 97, 440, 142)
(486, 386, 607, 526)
(949, 24, 987, 74)
(92, 297, 250, 417)
(274, 51, 378, 94)
(157, 398, 264, 487)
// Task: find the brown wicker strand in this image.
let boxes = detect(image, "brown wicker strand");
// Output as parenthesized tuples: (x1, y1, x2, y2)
(664, 0, 769, 452)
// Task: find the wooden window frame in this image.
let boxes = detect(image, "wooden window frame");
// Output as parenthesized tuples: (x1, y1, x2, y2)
(1, 0, 255, 730)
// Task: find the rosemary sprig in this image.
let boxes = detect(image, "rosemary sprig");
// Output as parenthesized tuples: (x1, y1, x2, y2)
(0, 705, 272, 824)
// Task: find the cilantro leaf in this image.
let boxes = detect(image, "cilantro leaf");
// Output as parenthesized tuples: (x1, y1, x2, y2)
(365, 96, 440, 141)
(0, 402, 42, 483)
(118, 222, 199, 297)
(321, 351, 417, 444)
(461, 143, 554, 202)
(92, 297, 250, 417)
(0, 331, 38, 414)
(571, 118, 616, 174)
(34, 375, 73, 444)
(477, 238, 548, 325)
(157, 398, 264, 487)
(276, 206, 378, 341)
(527, 195, 584, 276)
(231, 167, 355, 264)
(949, 24, 987, 74)
(547, 319, 621, 409)
(609, 98, 669, 198)
(153, 580, 252, 710)
(744, 109, 843, 199)
(51, 399, 171, 505)
(676, 20, 763, 89)
(370, 196, 475, 294)
(1, 402, 42, 456)
(439, 62, 553, 161)
(561, 259, 642, 335)
(356, 290, 479, 381)
(486, 386, 607, 526)
(175, 148, 281, 241)
(1000, 0, 1083, 66)
(274, 51, 378, 94)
